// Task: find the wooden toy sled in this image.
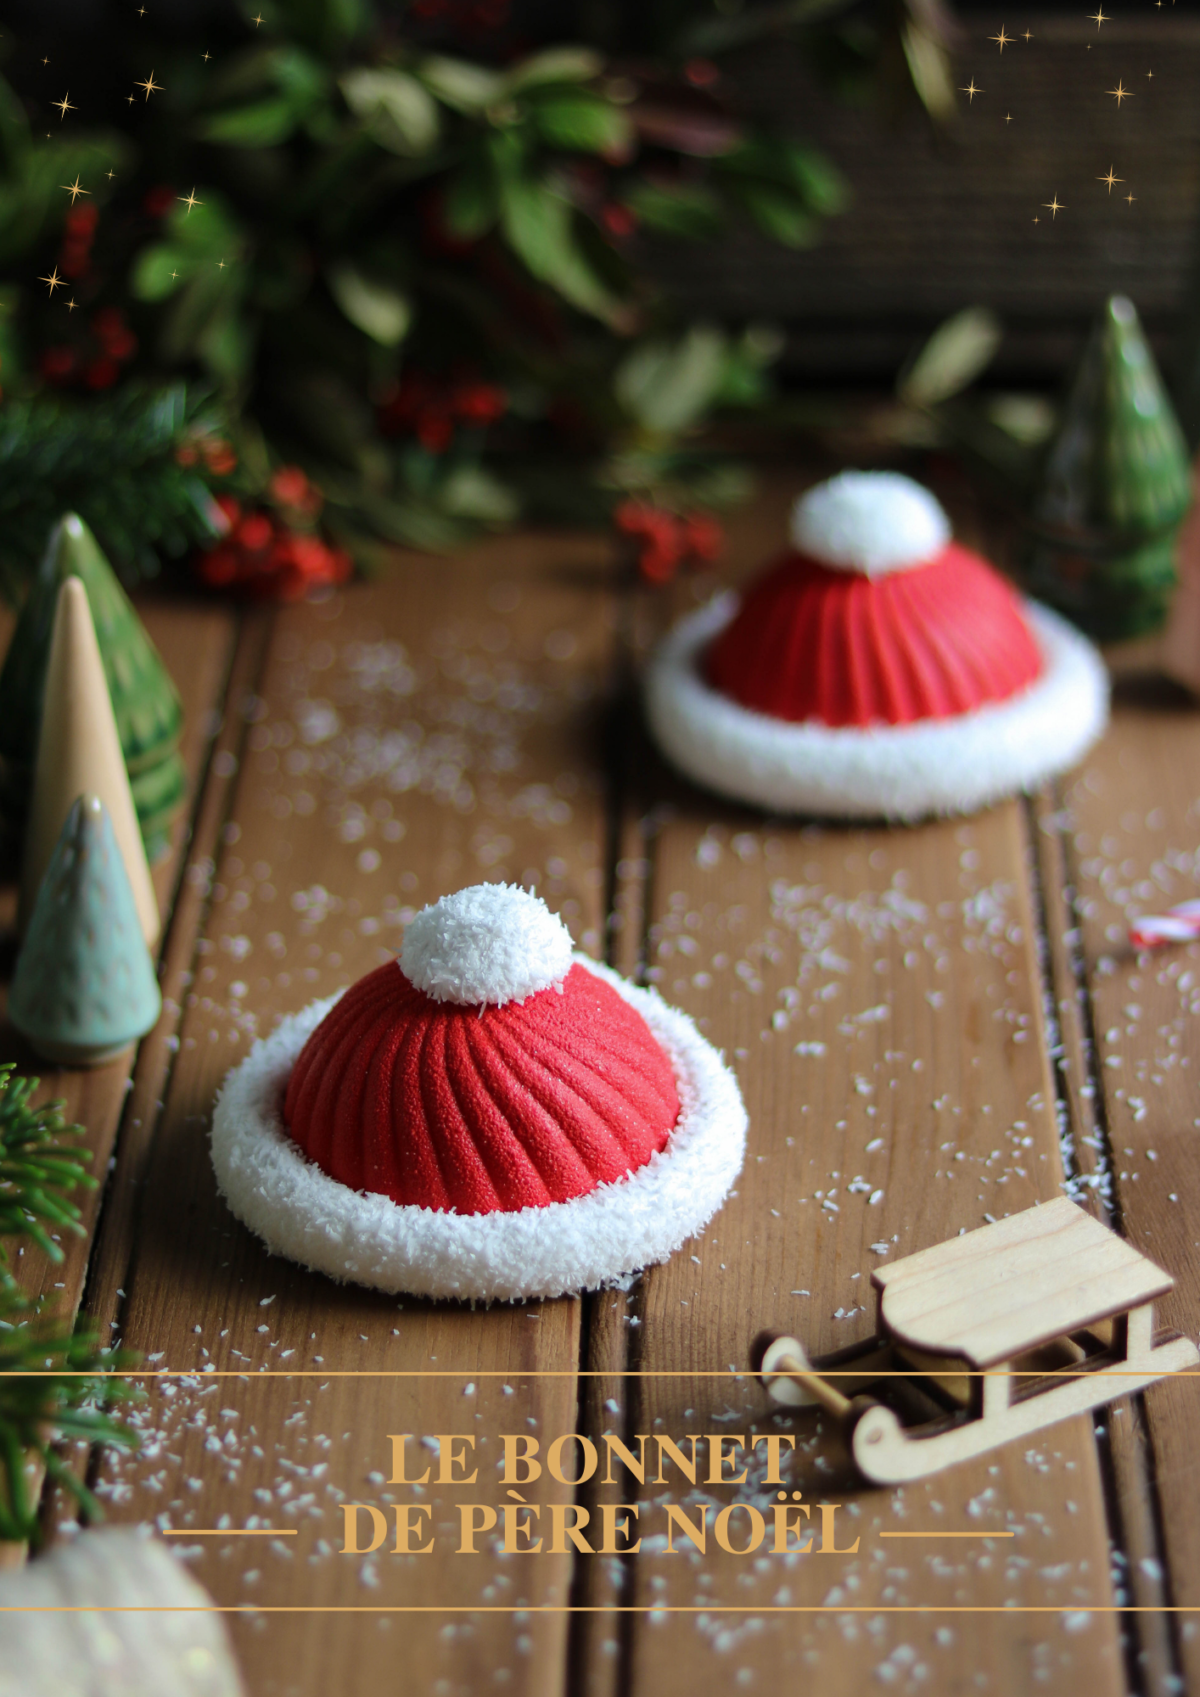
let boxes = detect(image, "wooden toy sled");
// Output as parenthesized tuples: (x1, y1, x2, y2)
(759, 1197, 1198, 1485)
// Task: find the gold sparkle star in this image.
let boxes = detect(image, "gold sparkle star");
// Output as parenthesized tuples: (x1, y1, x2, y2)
(960, 79, 983, 102)
(41, 56, 49, 66)
(1043, 195, 1065, 218)
(990, 26, 1011, 49)
(107, 168, 116, 179)
(66, 297, 77, 312)
(52, 92, 75, 120)
(1005, 111, 1014, 122)
(1097, 165, 1123, 193)
(1126, 191, 1137, 205)
(1033, 215, 1040, 224)
(217, 259, 226, 269)
(252, 11, 264, 23)
(135, 70, 162, 100)
(169, 269, 179, 281)
(1088, 5, 1109, 26)
(136, 3, 146, 14)
(1022, 28, 1033, 39)
(202, 49, 211, 61)
(40, 267, 64, 295)
(1108, 80, 1132, 104)
(178, 187, 204, 215)
(60, 176, 90, 203)
(1147, 68, 1153, 78)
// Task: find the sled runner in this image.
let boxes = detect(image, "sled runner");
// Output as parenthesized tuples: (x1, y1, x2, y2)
(759, 1197, 1198, 1485)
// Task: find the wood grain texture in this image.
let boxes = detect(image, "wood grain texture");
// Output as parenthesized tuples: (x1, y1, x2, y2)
(1044, 646, 1200, 1692)
(89, 538, 619, 1697)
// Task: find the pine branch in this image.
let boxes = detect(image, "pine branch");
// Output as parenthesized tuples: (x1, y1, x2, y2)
(0, 1065, 138, 1544)
(0, 1290, 136, 1545)
(0, 385, 222, 604)
(0, 1064, 94, 1284)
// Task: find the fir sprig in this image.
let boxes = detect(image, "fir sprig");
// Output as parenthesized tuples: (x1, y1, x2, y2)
(0, 1064, 94, 1278)
(0, 1065, 138, 1544)
(0, 385, 221, 604)
(0, 1306, 136, 1543)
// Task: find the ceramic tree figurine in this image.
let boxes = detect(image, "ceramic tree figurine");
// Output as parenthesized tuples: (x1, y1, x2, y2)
(1025, 295, 1191, 641)
(0, 512, 185, 864)
(10, 793, 161, 1067)
(20, 576, 158, 945)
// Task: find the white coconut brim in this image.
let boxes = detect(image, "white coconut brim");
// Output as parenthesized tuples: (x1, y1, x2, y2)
(209, 958, 747, 1303)
(644, 594, 1108, 821)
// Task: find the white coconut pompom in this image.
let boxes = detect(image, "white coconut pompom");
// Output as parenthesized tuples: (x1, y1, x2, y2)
(400, 883, 574, 1006)
(790, 470, 951, 577)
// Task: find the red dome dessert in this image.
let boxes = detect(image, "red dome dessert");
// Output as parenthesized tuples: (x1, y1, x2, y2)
(707, 543, 1043, 727)
(283, 958, 679, 1214)
(210, 883, 748, 1300)
(645, 470, 1109, 821)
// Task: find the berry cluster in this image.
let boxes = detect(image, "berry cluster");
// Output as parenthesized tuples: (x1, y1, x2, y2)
(376, 370, 507, 454)
(39, 307, 138, 392)
(614, 500, 724, 583)
(195, 468, 352, 602)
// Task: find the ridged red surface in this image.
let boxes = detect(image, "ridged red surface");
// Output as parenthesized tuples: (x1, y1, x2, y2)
(706, 543, 1043, 727)
(283, 962, 680, 1215)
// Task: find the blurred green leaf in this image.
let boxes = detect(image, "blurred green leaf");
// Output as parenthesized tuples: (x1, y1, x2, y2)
(438, 463, 519, 524)
(623, 181, 723, 239)
(499, 176, 620, 322)
(729, 182, 817, 247)
(418, 57, 505, 114)
(502, 48, 605, 94)
(899, 306, 1003, 407)
(198, 97, 301, 147)
(615, 324, 729, 435)
(443, 153, 500, 240)
(527, 89, 632, 154)
(327, 263, 411, 345)
(341, 67, 440, 155)
(903, 21, 957, 122)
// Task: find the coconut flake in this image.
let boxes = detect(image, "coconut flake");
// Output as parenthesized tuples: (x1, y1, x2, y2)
(790, 471, 951, 577)
(399, 883, 573, 1006)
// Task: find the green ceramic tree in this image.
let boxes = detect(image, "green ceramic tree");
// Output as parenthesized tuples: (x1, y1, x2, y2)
(0, 514, 185, 860)
(9, 794, 161, 1067)
(1026, 295, 1191, 640)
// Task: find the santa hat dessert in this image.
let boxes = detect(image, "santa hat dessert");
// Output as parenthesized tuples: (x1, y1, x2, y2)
(645, 471, 1108, 819)
(211, 884, 746, 1302)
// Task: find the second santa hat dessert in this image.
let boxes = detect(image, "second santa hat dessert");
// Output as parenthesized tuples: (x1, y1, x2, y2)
(645, 471, 1108, 819)
(211, 884, 746, 1301)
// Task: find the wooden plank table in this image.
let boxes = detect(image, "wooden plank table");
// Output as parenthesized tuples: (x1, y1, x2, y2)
(9, 473, 1199, 1696)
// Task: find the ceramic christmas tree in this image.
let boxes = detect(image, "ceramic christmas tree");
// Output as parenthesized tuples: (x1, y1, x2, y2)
(0, 513, 185, 863)
(645, 471, 1108, 820)
(211, 884, 747, 1301)
(20, 576, 159, 944)
(1161, 456, 1200, 694)
(10, 794, 161, 1066)
(1025, 295, 1191, 641)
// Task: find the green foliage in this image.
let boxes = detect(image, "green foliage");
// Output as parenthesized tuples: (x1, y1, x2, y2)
(0, 386, 221, 601)
(0, 1066, 93, 1279)
(0, 1065, 136, 1544)
(0, 0, 945, 554)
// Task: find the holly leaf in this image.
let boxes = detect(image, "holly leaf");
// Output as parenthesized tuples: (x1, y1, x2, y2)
(499, 176, 620, 323)
(340, 68, 440, 156)
(418, 56, 505, 114)
(615, 325, 729, 435)
(622, 181, 723, 239)
(327, 263, 411, 345)
(501, 48, 605, 93)
(527, 89, 632, 154)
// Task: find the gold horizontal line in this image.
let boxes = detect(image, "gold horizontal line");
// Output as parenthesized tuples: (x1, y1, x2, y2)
(0, 1604, 1184, 1615)
(879, 1531, 1016, 1539)
(160, 1529, 296, 1537)
(0, 1368, 1196, 1380)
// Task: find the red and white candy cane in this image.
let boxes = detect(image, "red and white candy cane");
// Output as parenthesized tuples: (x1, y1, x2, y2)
(1130, 899, 1200, 950)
